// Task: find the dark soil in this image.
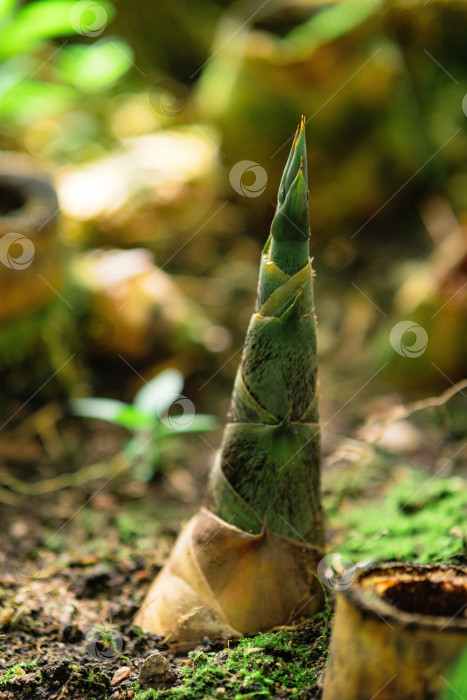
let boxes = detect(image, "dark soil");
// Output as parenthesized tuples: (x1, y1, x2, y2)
(0, 391, 465, 699)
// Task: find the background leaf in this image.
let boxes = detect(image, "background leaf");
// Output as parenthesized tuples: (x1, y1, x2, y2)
(0, 78, 76, 122)
(70, 398, 152, 430)
(133, 369, 184, 417)
(0, 0, 115, 58)
(57, 39, 133, 92)
(0, 0, 16, 25)
(156, 414, 219, 438)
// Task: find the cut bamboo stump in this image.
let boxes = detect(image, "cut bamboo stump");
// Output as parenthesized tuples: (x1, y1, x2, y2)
(323, 562, 467, 700)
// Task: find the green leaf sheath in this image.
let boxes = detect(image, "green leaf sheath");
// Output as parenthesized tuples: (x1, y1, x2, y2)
(209, 118, 323, 544)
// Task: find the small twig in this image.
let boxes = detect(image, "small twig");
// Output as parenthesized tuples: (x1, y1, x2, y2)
(389, 379, 467, 421)
(362, 379, 467, 445)
(0, 486, 21, 506)
(0, 455, 130, 496)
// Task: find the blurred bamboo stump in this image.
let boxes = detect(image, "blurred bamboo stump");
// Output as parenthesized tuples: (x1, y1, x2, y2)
(0, 153, 87, 397)
(72, 248, 229, 365)
(0, 152, 61, 324)
(323, 562, 467, 700)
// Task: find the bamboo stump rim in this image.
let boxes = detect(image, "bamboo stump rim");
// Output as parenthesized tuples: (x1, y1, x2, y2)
(342, 561, 467, 634)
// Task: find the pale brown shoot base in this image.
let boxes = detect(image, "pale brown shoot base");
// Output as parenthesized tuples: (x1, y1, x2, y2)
(134, 508, 323, 649)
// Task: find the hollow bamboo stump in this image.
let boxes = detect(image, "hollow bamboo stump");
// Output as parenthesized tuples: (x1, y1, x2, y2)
(323, 562, 467, 700)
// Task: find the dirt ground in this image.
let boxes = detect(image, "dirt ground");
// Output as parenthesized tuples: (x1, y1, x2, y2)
(0, 385, 465, 700)
(0, 411, 329, 699)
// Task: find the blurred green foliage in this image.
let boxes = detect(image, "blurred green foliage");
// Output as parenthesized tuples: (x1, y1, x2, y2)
(441, 645, 467, 700)
(1, 0, 467, 397)
(0, 0, 132, 123)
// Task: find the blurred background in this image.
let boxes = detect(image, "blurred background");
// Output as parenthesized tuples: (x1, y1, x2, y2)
(0, 0, 466, 513)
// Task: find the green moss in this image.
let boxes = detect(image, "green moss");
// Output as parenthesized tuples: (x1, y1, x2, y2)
(330, 469, 466, 564)
(0, 660, 37, 684)
(86, 668, 111, 685)
(0, 659, 112, 698)
(136, 620, 329, 700)
(117, 512, 147, 544)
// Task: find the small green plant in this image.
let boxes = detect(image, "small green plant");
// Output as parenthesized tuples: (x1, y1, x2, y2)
(70, 369, 217, 481)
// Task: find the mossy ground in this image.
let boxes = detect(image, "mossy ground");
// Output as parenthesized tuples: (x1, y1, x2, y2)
(137, 618, 330, 700)
(0, 660, 37, 685)
(127, 466, 465, 700)
(329, 468, 466, 564)
(0, 409, 465, 699)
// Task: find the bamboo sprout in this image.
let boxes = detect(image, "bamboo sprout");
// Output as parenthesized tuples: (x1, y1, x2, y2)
(323, 563, 467, 700)
(135, 118, 324, 645)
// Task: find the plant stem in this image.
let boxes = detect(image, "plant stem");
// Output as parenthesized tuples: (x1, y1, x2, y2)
(209, 116, 323, 543)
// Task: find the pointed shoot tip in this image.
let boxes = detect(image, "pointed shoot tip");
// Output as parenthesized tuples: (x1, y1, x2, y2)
(293, 124, 300, 147)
